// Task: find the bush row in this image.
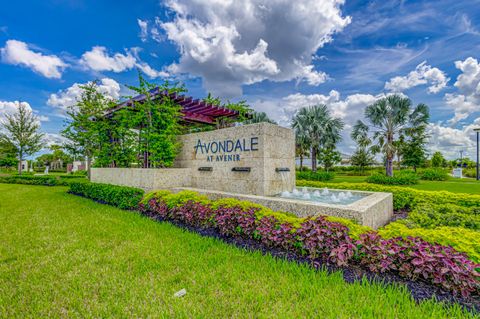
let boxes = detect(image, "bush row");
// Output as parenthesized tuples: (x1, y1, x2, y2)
(419, 168, 449, 181)
(296, 170, 335, 182)
(296, 180, 480, 211)
(404, 203, 480, 231)
(68, 182, 144, 210)
(0, 175, 86, 186)
(366, 172, 419, 185)
(140, 190, 480, 297)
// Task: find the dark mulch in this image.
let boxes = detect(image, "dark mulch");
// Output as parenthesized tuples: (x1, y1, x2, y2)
(140, 212, 479, 314)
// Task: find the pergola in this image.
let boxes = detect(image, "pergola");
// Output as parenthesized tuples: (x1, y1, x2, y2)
(104, 87, 240, 125)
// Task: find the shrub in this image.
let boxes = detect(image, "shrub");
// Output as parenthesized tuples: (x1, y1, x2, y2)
(170, 201, 214, 228)
(356, 232, 479, 297)
(378, 222, 480, 263)
(255, 216, 295, 250)
(0, 175, 65, 186)
(296, 217, 355, 266)
(68, 182, 144, 210)
(366, 172, 419, 185)
(419, 168, 449, 181)
(215, 206, 257, 238)
(295, 180, 480, 211)
(296, 170, 335, 182)
(404, 203, 480, 231)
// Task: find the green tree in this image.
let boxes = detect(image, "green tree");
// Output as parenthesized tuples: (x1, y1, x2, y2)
(352, 95, 429, 176)
(401, 104, 430, 172)
(124, 75, 184, 168)
(351, 121, 375, 172)
(0, 140, 18, 167)
(317, 147, 341, 172)
(243, 112, 277, 125)
(431, 151, 445, 168)
(203, 93, 253, 129)
(292, 105, 344, 172)
(0, 103, 44, 174)
(62, 81, 116, 177)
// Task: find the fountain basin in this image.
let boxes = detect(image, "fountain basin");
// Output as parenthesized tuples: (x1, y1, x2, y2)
(171, 186, 393, 229)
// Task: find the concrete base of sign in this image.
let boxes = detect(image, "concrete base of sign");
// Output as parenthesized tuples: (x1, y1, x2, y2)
(172, 187, 393, 229)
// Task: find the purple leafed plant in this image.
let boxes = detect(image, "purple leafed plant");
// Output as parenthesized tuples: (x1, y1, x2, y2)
(356, 233, 480, 297)
(256, 216, 295, 250)
(296, 217, 355, 266)
(214, 206, 256, 238)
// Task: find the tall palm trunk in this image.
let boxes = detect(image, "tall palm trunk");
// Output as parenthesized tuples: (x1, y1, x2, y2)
(311, 147, 317, 172)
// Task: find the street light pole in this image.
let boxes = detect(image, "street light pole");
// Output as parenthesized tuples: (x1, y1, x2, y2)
(475, 128, 480, 181)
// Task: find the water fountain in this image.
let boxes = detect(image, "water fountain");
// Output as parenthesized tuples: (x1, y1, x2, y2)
(277, 187, 367, 205)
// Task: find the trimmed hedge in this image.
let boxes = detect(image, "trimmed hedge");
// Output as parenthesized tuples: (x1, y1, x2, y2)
(69, 182, 144, 210)
(1, 175, 65, 186)
(0, 175, 87, 186)
(140, 190, 480, 297)
(404, 203, 480, 231)
(296, 180, 480, 211)
(366, 172, 419, 185)
(296, 170, 335, 182)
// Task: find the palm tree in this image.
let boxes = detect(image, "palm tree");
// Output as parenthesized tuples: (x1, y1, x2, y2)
(244, 112, 277, 125)
(352, 95, 429, 176)
(292, 105, 344, 172)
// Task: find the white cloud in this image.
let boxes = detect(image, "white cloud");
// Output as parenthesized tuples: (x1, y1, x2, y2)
(444, 57, 480, 124)
(47, 78, 121, 114)
(0, 101, 33, 122)
(157, 0, 351, 97)
(38, 115, 50, 122)
(137, 19, 148, 42)
(79, 46, 136, 72)
(252, 90, 394, 154)
(79, 46, 168, 78)
(385, 61, 449, 94)
(0, 39, 67, 79)
(43, 133, 68, 148)
(427, 120, 479, 159)
(136, 62, 169, 78)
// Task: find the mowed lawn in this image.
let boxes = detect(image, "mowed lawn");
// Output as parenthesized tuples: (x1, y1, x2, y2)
(0, 185, 476, 318)
(324, 175, 480, 195)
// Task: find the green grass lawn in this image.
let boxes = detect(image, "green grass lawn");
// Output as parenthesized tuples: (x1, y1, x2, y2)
(0, 184, 476, 318)
(325, 174, 480, 195)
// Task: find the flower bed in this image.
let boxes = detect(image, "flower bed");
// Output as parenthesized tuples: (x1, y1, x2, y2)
(140, 190, 480, 298)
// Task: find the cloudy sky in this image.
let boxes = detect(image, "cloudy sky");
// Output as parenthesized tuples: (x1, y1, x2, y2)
(1, 0, 480, 159)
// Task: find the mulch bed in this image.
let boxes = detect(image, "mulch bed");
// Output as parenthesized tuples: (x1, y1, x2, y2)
(140, 211, 480, 314)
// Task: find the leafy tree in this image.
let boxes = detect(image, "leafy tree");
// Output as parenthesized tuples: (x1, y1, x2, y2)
(0, 140, 18, 167)
(292, 105, 344, 172)
(352, 95, 429, 176)
(350, 121, 375, 172)
(62, 81, 116, 177)
(203, 93, 253, 128)
(0, 103, 44, 174)
(431, 151, 446, 168)
(350, 148, 375, 172)
(401, 103, 430, 172)
(317, 147, 341, 172)
(243, 111, 277, 125)
(124, 75, 184, 168)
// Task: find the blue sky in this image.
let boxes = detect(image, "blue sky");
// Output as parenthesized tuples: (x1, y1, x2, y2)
(1, 0, 480, 159)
